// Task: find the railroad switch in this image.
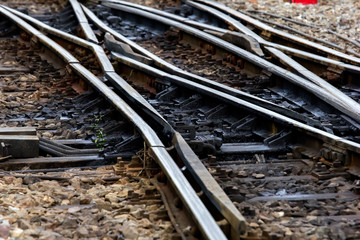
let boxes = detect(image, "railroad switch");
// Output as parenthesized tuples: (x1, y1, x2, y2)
(204, 30, 264, 57)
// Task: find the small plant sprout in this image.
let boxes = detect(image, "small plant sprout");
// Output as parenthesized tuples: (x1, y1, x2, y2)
(93, 114, 107, 151)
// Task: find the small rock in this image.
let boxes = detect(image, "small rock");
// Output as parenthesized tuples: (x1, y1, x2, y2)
(114, 215, 128, 224)
(6, 101, 21, 108)
(340, 209, 356, 215)
(23, 176, 41, 185)
(77, 226, 89, 236)
(273, 211, 285, 218)
(80, 177, 92, 183)
(62, 218, 77, 228)
(305, 228, 316, 235)
(68, 206, 81, 213)
(237, 170, 248, 178)
(105, 192, 119, 203)
(42, 195, 54, 204)
(42, 131, 53, 138)
(70, 177, 81, 189)
(0, 222, 10, 238)
(249, 222, 259, 228)
(275, 189, 287, 196)
(45, 123, 56, 129)
(61, 199, 70, 205)
(8, 206, 19, 212)
(306, 216, 317, 221)
(23, 104, 36, 110)
(17, 219, 31, 230)
(252, 173, 265, 179)
(3, 176, 17, 184)
(10, 228, 24, 238)
(138, 218, 152, 228)
(122, 221, 139, 240)
(259, 215, 273, 222)
(106, 16, 122, 25)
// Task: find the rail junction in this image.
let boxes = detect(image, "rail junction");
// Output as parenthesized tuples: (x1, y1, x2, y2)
(0, 0, 359, 239)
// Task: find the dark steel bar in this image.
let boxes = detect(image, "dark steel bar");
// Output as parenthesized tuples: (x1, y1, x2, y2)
(192, 0, 360, 66)
(265, 46, 360, 116)
(249, 10, 360, 50)
(101, 2, 360, 123)
(248, 192, 359, 202)
(112, 53, 360, 155)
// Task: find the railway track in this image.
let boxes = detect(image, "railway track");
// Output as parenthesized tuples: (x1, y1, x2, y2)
(0, 3, 181, 240)
(95, 1, 360, 136)
(0, 2, 234, 240)
(0, 0, 359, 239)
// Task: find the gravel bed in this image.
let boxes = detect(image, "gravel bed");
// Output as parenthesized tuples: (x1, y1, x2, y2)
(125, 0, 360, 55)
(207, 160, 360, 239)
(2, 0, 67, 15)
(0, 166, 176, 240)
(216, 0, 360, 54)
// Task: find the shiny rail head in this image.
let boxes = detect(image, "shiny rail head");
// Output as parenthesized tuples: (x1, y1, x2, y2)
(0, 5, 228, 239)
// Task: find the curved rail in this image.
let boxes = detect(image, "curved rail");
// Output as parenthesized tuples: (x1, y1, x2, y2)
(102, 0, 360, 75)
(192, 0, 360, 66)
(83, 5, 325, 130)
(100, 1, 360, 124)
(0, 6, 227, 240)
(2, 5, 172, 137)
(248, 9, 360, 50)
(4, 5, 249, 237)
(184, 0, 360, 117)
(69, 0, 98, 43)
(112, 53, 360, 155)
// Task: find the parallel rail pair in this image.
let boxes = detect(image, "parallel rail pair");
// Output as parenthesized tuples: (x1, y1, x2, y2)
(1, 0, 360, 239)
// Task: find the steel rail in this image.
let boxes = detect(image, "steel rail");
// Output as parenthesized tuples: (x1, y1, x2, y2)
(239, 10, 360, 58)
(101, 0, 264, 57)
(2, 5, 169, 136)
(112, 52, 360, 154)
(82, 5, 323, 129)
(185, 0, 360, 72)
(192, 0, 360, 66)
(64, 3, 249, 235)
(0, 6, 227, 240)
(267, 42, 360, 74)
(247, 13, 342, 50)
(185, 0, 360, 119)
(264, 46, 360, 114)
(6, 4, 247, 238)
(102, 0, 261, 41)
(74, 4, 247, 235)
(185, 1, 360, 102)
(3, 8, 248, 237)
(84, 2, 360, 92)
(101, 0, 230, 34)
(5, 5, 243, 238)
(100, 2, 360, 123)
(249, 9, 360, 50)
(69, 0, 99, 43)
(102, 0, 360, 75)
